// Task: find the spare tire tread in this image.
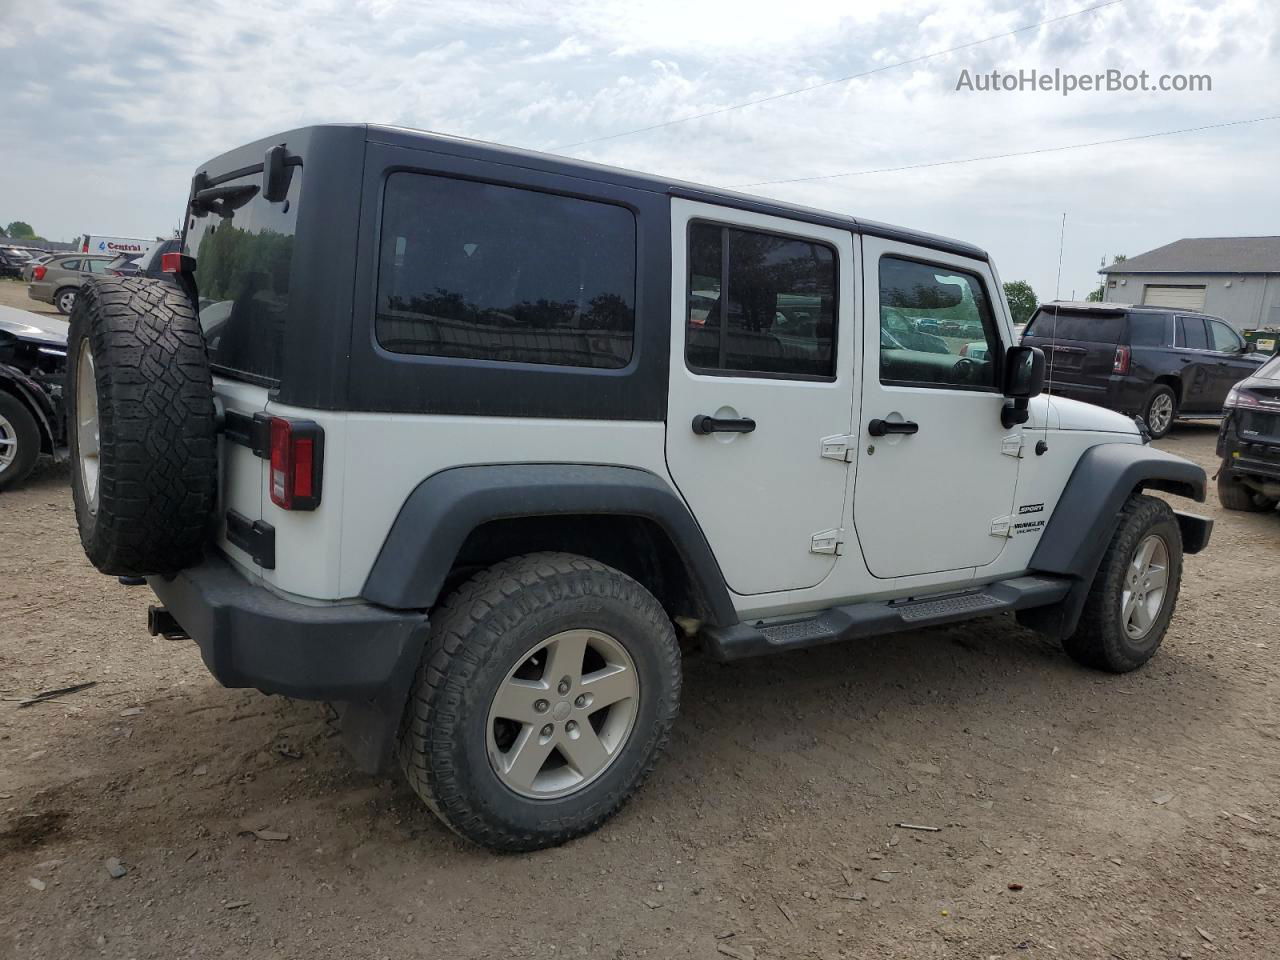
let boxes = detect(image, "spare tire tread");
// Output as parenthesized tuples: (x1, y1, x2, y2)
(68, 278, 218, 576)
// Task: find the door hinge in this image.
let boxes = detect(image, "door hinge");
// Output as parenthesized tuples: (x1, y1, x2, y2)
(989, 515, 1013, 539)
(820, 434, 856, 462)
(1001, 434, 1024, 458)
(810, 528, 843, 555)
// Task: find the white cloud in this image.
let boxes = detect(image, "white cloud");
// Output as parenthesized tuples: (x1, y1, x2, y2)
(0, 0, 1277, 299)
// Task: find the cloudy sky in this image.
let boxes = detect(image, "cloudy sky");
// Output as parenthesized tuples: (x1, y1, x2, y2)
(2, 0, 1277, 299)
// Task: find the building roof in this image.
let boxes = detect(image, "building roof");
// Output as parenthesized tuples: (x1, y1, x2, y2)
(1100, 236, 1280, 275)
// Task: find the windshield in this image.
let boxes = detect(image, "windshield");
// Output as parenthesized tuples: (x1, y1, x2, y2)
(183, 167, 300, 384)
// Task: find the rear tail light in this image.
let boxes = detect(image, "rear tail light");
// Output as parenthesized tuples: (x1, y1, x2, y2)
(32, 265, 46, 281)
(162, 252, 195, 274)
(1113, 345, 1131, 375)
(268, 417, 324, 510)
(1224, 386, 1263, 411)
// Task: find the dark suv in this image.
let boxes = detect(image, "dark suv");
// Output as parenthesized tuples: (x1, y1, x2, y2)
(1216, 350, 1280, 512)
(1022, 302, 1266, 438)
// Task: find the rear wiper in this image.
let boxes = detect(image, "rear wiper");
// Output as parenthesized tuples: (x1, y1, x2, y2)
(190, 183, 260, 217)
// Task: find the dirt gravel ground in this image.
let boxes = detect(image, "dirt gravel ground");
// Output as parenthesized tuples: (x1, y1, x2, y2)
(2, 277, 1279, 958)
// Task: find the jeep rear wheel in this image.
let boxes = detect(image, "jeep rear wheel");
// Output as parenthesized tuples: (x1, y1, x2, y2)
(1063, 494, 1182, 673)
(398, 552, 681, 851)
(66, 278, 218, 576)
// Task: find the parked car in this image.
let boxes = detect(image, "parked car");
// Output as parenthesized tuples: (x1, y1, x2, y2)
(1216, 350, 1280, 512)
(1022, 301, 1267, 439)
(0, 304, 68, 489)
(133, 238, 181, 279)
(26, 254, 115, 314)
(0, 247, 34, 279)
(64, 123, 1210, 852)
(105, 252, 143, 276)
(20, 254, 53, 282)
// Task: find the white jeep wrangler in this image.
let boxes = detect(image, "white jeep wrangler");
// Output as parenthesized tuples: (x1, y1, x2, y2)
(66, 124, 1212, 851)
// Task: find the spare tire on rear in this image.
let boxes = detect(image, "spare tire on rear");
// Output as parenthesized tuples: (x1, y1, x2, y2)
(67, 277, 218, 577)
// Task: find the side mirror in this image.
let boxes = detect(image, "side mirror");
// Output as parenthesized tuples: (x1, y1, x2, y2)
(1003, 345, 1046, 398)
(1244, 340, 1257, 354)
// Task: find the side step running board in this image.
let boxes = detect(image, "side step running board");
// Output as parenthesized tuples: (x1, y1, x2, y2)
(702, 576, 1073, 662)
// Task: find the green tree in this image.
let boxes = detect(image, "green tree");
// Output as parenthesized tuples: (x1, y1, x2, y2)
(5, 221, 34, 238)
(1002, 280, 1038, 324)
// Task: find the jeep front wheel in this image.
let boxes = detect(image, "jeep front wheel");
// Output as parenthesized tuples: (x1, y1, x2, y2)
(398, 552, 681, 851)
(1063, 494, 1183, 673)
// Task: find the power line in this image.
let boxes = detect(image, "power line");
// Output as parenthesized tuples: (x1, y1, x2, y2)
(551, 0, 1126, 151)
(731, 114, 1280, 188)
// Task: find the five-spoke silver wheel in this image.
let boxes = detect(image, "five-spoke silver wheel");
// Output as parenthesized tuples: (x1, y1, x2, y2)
(1122, 533, 1169, 639)
(57, 289, 77, 314)
(75, 340, 101, 515)
(0, 413, 17, 473)
(487, 629, 639, 799)
(1146, 392, 1174, 435)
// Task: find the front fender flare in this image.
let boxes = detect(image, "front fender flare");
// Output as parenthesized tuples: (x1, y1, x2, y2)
(0, 362, 60, 453)
(1020, 442, 1208, 639)
(360, 463, 738, 626)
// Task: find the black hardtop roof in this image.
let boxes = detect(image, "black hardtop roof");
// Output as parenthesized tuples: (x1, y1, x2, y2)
(194, 122, 989, 262)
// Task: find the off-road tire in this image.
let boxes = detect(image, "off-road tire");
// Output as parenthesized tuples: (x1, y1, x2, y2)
(67, 277, 217, 576)
(398, 552, 681, 852)
(1217, 463, 1275, 512)
(0, 392, 41, 491)
(1063, 494, 1182, 673)
(1141, 385, 1178, 439)
(54, 286, 78, 315)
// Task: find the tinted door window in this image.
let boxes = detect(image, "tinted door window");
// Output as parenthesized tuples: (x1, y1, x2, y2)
(1208, 319, 1243, 353)
(377, 174, 636, 370)
(1127, 313, 1170, 346)
(878, 256, 1000, 389)
(58, 259, 81, 271)
(686, 222, 836, 378)
(1176, 315, 1209, 350)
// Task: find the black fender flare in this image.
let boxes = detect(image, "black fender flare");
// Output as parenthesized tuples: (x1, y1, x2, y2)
(360, 463, 738, 626)
(1020, 442, 1210, 638)
(0, 362, 60, 454)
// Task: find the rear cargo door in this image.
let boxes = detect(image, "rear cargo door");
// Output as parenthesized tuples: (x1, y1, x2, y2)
(183, 160, 303, 574)
(1023, 308, 1122, 403)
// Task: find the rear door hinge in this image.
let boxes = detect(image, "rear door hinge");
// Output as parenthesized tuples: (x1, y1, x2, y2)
(1001, 433, 1024, 458)
(820, 434, 856, 462)
(810, 528, 843, 555)
(989, 515, 1013, 538)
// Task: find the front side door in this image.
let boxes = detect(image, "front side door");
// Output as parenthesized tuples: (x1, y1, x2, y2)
(1206, 318, 1260, 400)
(852, 240, 1020, 579)
(665, 199, 857, 596)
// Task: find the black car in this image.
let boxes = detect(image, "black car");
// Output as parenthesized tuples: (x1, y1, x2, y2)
(1216, 350, 1280, 512)
(0, 304, 68, 490)
(134, 238, 181, 279)
(0, 247, 34, 279)
(1022, 301, 1267, 438)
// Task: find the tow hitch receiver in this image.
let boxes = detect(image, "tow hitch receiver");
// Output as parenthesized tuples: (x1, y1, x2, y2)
(147, 605, 190, 641)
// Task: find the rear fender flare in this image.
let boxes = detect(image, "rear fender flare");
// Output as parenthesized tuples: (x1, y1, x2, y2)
(360, 463, 738, 627)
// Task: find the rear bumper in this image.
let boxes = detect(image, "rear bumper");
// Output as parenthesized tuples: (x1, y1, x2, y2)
(1048, 376, 1146, 415)
(26, 282, 54, 304)
(147, 553, 428, 702)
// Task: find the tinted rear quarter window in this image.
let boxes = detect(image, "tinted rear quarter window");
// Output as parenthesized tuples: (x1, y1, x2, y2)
(376, 173, 636, 370)
(1127, 313, 1170, 346)
(184, 167, 301, 383)
(1025, 310, 1121, 343)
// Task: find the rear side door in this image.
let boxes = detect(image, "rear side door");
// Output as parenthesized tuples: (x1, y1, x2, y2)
(665, 199, 857, 595)
(852, 240, 1019, 579)
(1173, 315, 1219, 412)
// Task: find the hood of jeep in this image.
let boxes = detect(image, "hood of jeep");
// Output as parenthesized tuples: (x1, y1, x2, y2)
(1046, 395, 1141, 435)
